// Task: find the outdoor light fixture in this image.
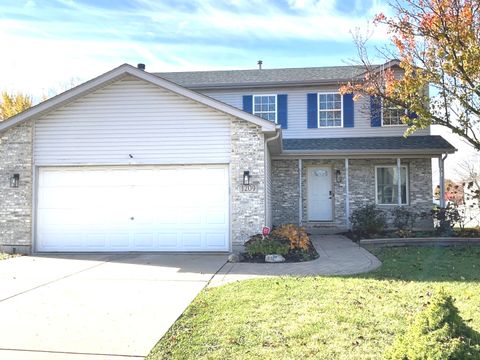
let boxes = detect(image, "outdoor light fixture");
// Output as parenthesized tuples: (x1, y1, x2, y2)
(336, 169, 341, 183)
(10, 174, 20, 188)
(243, 171, 251, 185)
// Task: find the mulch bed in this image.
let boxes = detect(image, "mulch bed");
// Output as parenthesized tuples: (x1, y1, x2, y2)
(241, 245, 319, 263)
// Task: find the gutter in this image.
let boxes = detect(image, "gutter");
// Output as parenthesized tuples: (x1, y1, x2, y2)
(280, 148, 457, 156)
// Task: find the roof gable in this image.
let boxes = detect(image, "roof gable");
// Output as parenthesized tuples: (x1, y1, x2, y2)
(0, 64, 278, 133)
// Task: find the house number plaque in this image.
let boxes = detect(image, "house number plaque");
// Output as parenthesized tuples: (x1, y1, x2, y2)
(239, 184, 258, 193)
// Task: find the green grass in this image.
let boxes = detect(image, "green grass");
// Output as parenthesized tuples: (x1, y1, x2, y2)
(147, 246, 480, 360)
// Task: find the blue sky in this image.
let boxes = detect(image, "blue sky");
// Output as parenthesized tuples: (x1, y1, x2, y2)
(0, 0, 391, 97)
(1, 0, 476, 174)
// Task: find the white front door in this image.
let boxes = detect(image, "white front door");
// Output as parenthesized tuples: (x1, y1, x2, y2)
(307, 167, 333, 221)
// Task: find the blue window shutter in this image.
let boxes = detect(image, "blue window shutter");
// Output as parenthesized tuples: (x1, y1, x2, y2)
(277, 94, 287, 128)
(343, 93, 354, 127)
(370, 96, 382, 127)
(408, 110, 418, 120)
(307, 93, 318, 128)
(243, 95, 253, 113)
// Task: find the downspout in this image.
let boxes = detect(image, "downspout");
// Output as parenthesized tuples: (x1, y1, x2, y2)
(298, 158, 302, 226)
(439, 153, 448, 208)
(264, 129, 281, 227)
(397, 158, 402, 206)
(345, 158, 350, 229)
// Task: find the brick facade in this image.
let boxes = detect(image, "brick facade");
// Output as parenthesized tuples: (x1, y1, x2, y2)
(272, 157, 433, 229)
(0, 121, 33, 254)
(230, 119, 266, 250)
(272, 160, 299, 225)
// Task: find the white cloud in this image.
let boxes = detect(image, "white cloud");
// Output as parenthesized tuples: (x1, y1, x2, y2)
(0, 0, 392, 99)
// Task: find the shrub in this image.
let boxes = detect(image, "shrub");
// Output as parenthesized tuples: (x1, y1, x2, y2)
(271, 224, 310, 250)
(392, 207, 417, 231)
(244, 234, 290, 257)
(432, 204, 462, 236)
(385, 289, 480, 360)
(350, 204, 386, 236)
(392, 207, 420, 237)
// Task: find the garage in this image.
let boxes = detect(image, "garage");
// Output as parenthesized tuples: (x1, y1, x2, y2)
(36, 165, 230, 252)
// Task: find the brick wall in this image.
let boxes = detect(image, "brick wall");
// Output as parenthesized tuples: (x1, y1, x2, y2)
(230, 119, 265, 249)
(0, 121, 33, 253)
(271, 157, 433, 230)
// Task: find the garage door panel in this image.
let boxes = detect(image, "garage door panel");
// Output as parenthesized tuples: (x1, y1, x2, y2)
(37, 166, 229, 252)
(108, 233, 130, 248)
(206, 210, 228, 225)
(182, 233, 203, 248)
(133, 233, 155, 248)
(179, 208, 203, 224)
(85, 234, 107, 248)
(157, 233, 179, 248)
(206, 233, 227, 247)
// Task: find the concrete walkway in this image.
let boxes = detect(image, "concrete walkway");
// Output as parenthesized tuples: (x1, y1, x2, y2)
(210, 235, 381, 287)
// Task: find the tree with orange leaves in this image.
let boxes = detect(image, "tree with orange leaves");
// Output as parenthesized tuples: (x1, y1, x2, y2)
(341, 0, 480, 151)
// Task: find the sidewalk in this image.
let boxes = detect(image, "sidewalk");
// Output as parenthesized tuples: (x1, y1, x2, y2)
(209, 235, 382, 287)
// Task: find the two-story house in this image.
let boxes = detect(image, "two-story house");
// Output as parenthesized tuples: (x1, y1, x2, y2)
(0, 62, 455, 254)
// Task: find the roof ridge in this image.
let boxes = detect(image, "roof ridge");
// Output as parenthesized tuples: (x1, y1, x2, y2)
(154, 64, 369, 75)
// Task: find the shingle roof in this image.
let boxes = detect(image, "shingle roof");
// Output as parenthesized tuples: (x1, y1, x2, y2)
(282, 136, 456, 153)
(155, 65, 366, 89)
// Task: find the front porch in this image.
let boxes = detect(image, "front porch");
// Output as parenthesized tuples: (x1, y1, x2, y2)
(271, 156, 437, 231)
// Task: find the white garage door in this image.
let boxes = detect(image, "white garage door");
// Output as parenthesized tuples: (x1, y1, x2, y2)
(36, 166, 230, 252)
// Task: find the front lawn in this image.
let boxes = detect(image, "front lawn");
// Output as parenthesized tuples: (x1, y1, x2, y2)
(345, 227, 480, 241)
(148, 246, 480, 359)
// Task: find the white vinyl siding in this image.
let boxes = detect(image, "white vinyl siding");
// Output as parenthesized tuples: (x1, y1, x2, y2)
(200, 86, 430, 139)
(34, 76, 231, 165)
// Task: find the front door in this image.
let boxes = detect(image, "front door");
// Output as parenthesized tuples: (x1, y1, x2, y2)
(307, 167, 333, 221)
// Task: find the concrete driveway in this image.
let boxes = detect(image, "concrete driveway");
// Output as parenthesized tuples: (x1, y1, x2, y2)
(0, 253, 227, 359)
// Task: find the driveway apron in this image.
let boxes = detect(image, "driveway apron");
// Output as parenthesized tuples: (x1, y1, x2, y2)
(0, 253, 227, 359)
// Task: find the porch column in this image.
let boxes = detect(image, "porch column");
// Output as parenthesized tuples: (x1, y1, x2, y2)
(439, 155, 446, 208)
(345, 158, 350, 228)
(397, 158, 402, 206)
(298, 158, 303, 225)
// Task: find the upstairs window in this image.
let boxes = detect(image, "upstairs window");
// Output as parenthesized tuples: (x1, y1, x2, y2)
(382, 100, 407, 126)
(318, 93, 342, 127)
(253, 95, 277, 122)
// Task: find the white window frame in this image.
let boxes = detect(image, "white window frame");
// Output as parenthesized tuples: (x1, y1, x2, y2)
(374, 165, 409, 205)
(253, 94, 278, 123)
(381, 99, 407, 127)
(317, 92, 343, 128)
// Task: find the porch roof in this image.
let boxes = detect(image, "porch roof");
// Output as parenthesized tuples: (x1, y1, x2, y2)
(282, 136, 456, 155)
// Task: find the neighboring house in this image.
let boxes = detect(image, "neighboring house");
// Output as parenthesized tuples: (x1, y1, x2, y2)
(0, 62, 455, 254)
